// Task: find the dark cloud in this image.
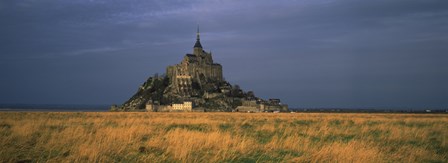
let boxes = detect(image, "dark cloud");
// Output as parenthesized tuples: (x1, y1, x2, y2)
(0, 0, 447, 108)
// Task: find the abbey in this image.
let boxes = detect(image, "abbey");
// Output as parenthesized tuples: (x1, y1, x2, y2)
(111, 28, 288, 112)
(166, 28, 223, 97)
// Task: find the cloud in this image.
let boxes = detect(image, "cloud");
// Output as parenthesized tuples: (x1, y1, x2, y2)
(0, 0, 447, 108)
(65, 47, 124, 56)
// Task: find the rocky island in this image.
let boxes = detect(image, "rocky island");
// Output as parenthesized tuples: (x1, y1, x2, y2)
(111, 28, 288, 112)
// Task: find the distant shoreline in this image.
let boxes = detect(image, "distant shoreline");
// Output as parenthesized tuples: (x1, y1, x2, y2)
(0, 104, 446, 113)
(1, 108, 446, 114)
(0, 108, 109, 112)
(0, 104, 109, 112)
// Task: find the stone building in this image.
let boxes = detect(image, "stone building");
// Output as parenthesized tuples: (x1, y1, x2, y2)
(172, 101, 192, 111)
(146, 101, 192, 112)
(235, 100, 259, 112)
(235, 99, 289, 112)
(166, 27, 223, 97)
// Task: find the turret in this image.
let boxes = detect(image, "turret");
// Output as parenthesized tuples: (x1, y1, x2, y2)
(193, 26, 203, 56)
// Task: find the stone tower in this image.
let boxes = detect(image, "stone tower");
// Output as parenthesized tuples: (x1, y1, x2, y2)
(166, 27, 223, 97)
(193, 26, 203, 56)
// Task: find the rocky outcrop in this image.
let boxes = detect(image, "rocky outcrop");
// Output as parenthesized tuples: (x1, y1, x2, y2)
(111, 29, 288, 112)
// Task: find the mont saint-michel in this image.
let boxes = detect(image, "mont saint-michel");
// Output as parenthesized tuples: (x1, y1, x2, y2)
(111, 28, 288, 112)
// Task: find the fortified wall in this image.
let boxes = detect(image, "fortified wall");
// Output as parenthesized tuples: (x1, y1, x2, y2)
(236, 99, 288, 112)
(146, 101, 192, 112)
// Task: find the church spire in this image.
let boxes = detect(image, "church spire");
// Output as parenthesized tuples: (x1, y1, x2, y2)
(194, 26, 202, 48)
(196, 26, 200, 41)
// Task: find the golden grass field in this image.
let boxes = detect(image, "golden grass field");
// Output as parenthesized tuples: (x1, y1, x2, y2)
(0, 112, 447, 162)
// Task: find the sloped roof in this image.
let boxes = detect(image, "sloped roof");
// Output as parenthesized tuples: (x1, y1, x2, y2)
(194, 40, 202, 48)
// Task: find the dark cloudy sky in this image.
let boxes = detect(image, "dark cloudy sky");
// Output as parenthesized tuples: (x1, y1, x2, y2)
(1, 0, 447, 108)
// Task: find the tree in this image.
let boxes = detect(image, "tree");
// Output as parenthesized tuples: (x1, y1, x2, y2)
(231, 85, 244, 97)
(247, 91, 255, 99)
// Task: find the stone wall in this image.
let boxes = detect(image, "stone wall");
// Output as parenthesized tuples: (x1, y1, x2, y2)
(146, 101, 192, 112)
(172, 101, 192, 111)
(235, 106, 259, 112)
(260, 104, 289, 112)
(165, 49, 224, 98)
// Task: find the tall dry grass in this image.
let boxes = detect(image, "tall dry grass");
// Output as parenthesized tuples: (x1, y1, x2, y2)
(0, 112, 447, 162)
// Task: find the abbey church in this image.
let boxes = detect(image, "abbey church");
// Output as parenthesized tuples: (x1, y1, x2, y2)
(111, 28, 288, 112)
(166, 28, 223, 97)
